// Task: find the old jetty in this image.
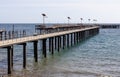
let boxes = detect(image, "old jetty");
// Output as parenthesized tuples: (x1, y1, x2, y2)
(0, 24, 99, 74)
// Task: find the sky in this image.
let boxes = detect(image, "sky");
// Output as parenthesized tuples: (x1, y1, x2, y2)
(0, 0, 120, 23)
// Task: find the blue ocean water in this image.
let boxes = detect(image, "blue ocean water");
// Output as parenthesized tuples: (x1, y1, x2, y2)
(0, 24, 120, 77)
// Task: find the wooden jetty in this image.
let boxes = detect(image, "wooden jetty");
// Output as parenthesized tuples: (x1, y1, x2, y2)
(98, 24, 120, 29)
(0, 25, 99, 74)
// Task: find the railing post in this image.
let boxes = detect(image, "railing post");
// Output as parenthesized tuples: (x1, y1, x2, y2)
(0, 32, 2, 41)
(5, 31, 7, 40)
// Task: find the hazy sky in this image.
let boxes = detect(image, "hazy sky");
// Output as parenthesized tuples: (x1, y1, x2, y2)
(0, 0, 120, 23)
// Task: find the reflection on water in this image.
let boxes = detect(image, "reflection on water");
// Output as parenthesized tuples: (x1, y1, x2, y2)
(0, 28, 120, 77)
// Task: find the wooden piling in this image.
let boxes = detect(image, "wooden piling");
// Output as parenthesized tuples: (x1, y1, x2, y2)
(74, 33, 76, 45)
(82, 32, 83, 40)
(55, 37, 57, 50)
(23, 43, 26, 68)
(83, 31, 85, 39)
(63, 35, 66, 49)
(42, 39, 47, 58)
(11, 46, 13, 67)
(7, 46, 12, 74)
(51, 37, 54, 54)
(79, 32, 81, 41)
(67, 34, 69, 48)
(80, 32, 82, 41)
(59, 36, 62, 48)
(57, 36, 60, 52)
(33, 41, 38, 62)
(49, 38, 52, 52)
(76, 32, 79, 43)
(71, 33, 73, 46)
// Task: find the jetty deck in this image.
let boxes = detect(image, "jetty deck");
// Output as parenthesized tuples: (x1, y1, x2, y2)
(0, 26, 98, 48)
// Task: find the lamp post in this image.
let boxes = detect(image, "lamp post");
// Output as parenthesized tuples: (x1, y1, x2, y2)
(42, 13, 47, 26)
(67, 17, 71, 25)
(12, 24, 14, 32)
(12, 24, 14, 38)
(93, 19, 97, 23)
(88, 19, 91, 24)
(41, 13, 47, 34)
(80, 18, 83, 24)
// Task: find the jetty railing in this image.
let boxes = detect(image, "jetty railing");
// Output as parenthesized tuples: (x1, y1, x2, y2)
(0, 24, 95, 41)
